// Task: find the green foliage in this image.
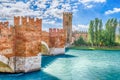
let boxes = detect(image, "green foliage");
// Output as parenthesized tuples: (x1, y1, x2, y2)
(105, 18, 117, 46)
(74, 36, 86, 46)
(118, 20, 120, 41)
(88, 20, 94, 46)
(88, 18, 118, 47)
(88, 18, 103, 46)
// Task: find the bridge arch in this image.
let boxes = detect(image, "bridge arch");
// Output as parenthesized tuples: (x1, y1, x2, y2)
(0, 55, 14, 73)
(41, 41, 50, 55)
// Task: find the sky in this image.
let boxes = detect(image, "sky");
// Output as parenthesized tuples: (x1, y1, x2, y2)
(0, 0, 120, 31)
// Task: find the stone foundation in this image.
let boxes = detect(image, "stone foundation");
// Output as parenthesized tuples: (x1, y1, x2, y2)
(49, 48, 65, 55)
(15, 53, 41, 73)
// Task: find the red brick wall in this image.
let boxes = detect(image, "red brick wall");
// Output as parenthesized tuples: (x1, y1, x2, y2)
(49, 28, 66, 48)
(0, 22, 14, 58)
(42, 31, 49, 46)
(14, 17, 42, 57)
(0, 16, 66, 58)
(0, 17, 42, 58)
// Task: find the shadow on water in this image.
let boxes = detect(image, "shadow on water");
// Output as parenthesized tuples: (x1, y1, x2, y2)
(0, 70, 60, 80)
(41, 54, 76, 68)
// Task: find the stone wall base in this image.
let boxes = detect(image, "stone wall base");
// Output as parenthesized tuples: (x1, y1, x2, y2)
(15, 53, 41, 73)
(49, 48, 65, 55)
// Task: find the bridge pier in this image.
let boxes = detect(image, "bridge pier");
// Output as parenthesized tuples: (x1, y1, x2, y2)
(0, 54, 42, 73)
(15, 53, 41, 73)
(49, 48, 65, 55)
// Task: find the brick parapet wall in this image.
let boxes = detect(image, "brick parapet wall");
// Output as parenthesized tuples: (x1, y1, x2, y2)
(0, 16, 42, 58)
(49, 28, 66, 48)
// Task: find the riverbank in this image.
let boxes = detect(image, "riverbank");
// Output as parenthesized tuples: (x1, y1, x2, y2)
(67, 46, 120, 50)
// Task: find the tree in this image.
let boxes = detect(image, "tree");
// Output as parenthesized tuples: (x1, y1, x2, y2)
(118, 21, 120, 36)
(98, 19, 103, 46)
(74, 36, 86, 46)
(88, 20, 94, 46)
(118, 20, 120, 41)
(105, 18, 118, 46)
(88, 18, 103, 46)
(94, 18, 99, 46)
(88, 18, 118, 47)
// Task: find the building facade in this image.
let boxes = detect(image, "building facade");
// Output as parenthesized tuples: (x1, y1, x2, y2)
(73, 31, 88, 42)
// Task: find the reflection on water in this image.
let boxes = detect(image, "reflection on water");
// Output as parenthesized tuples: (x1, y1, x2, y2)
(0, 50, 120, 80)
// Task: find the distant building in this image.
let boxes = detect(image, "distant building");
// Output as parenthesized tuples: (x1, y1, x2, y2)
(73, 31, 88, 42)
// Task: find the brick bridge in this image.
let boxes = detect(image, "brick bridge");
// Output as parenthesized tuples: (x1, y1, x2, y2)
(0, 12, 72, 73)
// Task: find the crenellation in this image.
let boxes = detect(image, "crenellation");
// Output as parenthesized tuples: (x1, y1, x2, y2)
(21, 16, 27, 26)
(14, 16, 20, 26)
(48, 28, 66, 48)
(4, 21, 9, 27)
(35, 18, 42, 31)
(28, 17, 35, 27)
(0, 21, 9, 27)
(63, 12, 72, 15)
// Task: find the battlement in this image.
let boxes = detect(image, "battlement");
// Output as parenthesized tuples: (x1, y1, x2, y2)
(63, 12, 72, 15)
(14, 16, 42, 28)
(49, 28, 65, 37)
(35, 18, 42, 29)
(21, 16, 27, 25)
(49, 28, 64, 33)
(0, 21, 9, 27)
(14, 16, 20, 26)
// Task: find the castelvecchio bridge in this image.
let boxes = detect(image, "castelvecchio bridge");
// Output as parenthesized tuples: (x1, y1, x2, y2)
(0, 12, 72, 73)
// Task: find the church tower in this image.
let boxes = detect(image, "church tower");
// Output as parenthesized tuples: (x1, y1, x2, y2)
(63, 12, 72, 44)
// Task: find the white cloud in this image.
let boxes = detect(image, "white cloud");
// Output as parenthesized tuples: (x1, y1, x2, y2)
(0, 0, 78, 25)
(105, 8, 120, 15)
(73, 24, 89, 31)
(86, 5, 93, 8)
(79, 0, 106, 3)
(79, 0, 106, 8)
(0, 0, 105, 30)
(0, 1, 36, 24)
(43, 20, 56, 24)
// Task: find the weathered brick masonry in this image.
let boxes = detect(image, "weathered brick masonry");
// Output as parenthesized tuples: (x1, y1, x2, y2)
(0, 12, 72, 73)
(0, 17, 42, 73)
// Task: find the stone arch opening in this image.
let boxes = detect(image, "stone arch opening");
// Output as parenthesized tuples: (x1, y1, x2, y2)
(41, 41, 50, 55)
(0, 61, 13, 73)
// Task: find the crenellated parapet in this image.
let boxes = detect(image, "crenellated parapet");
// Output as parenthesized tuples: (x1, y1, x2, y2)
(14, 16, 42, 27)
(14, 16, 20, 26)
(0, 22, 9, 27)
(63, 12, 72, 15)
(21, 16, 27, 26)
(49, 28, 66, 48)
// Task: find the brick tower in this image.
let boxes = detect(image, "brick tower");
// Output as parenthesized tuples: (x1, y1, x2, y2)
(63, 12, 72, 44)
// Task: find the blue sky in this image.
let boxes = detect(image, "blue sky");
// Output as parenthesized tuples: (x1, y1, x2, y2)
(0, 0, 120, 31)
